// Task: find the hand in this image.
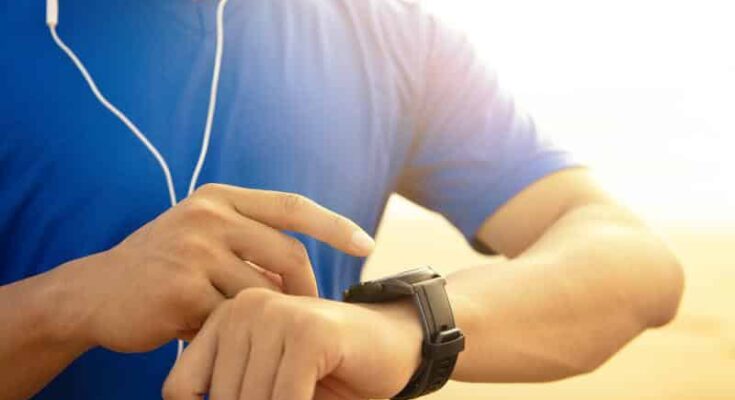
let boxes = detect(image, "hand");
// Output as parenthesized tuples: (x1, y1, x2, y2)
(162, 288, 423, 400)
(65, 184, 375, 353)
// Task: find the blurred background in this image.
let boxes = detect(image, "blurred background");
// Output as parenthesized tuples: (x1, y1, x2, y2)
(364, 0, 734, 398)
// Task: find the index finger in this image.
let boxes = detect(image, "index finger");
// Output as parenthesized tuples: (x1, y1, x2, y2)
(196, 185, 376, 257)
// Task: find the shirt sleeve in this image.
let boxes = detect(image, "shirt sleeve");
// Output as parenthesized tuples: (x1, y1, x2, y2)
(396, 15, 580, 245)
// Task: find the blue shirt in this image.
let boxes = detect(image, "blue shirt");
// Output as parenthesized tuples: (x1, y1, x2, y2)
(1, 0, 576, 398)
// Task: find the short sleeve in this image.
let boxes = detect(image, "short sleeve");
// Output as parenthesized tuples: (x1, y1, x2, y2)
(396, 15, 580, 243)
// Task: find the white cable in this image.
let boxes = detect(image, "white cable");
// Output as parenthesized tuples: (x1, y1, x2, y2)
(188, 0, 229, 196)
(48, 0, 229, 361)
(49, 26, 179, 208)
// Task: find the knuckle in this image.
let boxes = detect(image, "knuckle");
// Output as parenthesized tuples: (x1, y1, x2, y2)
(318, 312, 340, 334)
(290, 311, 333, 345)
(182, 198, 223, 222)
(234, 287, 273, 310)
(280, 193, 309, 215)
(291, 311, 314, 332)
(240, 289, 289, 322)
(193, 182, 223, 197)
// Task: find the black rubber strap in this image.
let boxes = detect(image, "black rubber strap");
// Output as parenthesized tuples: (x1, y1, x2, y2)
(343, 267, 465, 400)
(392, 278, 463, 399)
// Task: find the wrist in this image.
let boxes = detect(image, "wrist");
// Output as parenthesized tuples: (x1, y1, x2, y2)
(444, 276, 478, 341)
(36, 255, 102, 352)
(363, 299, 423, 377)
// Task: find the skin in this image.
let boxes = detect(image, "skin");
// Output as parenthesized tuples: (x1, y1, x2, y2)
(0, 184, 375, 400)
(164, 289, 424, 400)
(162, 169, 684, 399)
(0, 170, 684, 400)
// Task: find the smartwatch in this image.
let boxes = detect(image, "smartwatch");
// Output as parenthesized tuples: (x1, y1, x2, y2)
(343, 267, 465, 400)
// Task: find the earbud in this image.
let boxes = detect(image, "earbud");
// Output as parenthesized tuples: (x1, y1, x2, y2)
(46, 0, 58, 27)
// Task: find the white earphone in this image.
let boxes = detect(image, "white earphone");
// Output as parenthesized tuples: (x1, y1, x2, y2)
(46, 0, 230, 361)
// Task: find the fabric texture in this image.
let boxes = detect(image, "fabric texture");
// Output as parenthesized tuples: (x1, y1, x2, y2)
(0, 0, 577, 398)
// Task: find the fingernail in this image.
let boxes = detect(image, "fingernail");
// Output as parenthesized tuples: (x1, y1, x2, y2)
(351, 230, 376, 254)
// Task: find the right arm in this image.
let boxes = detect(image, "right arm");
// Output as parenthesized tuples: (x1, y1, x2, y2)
(0, 184, 375, 400)
(0, 257, 97, 400)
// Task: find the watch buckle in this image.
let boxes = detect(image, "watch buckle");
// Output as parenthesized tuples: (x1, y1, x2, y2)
(422, 328, 465, 360)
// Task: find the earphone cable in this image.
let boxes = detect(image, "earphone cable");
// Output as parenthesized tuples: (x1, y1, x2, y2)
(188, 0, 229, 196)
(48, 0, 230, 361)
(49, 26, 178, 208)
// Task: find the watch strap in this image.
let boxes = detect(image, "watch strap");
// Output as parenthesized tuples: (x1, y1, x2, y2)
(392, 278, 463, 399)
(343, 267, 465, 400)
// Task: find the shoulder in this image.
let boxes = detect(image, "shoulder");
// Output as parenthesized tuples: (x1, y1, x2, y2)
(276, 0, 451, 44)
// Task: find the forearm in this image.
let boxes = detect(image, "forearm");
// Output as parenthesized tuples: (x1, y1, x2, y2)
(447, 203, 684, 382)
(0, 258, 95, 400)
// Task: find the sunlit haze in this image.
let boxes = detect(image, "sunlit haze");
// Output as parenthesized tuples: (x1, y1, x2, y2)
(410, 0, 735, 224)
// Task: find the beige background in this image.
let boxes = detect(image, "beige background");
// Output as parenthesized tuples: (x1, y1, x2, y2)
(363, 196, 735, 400)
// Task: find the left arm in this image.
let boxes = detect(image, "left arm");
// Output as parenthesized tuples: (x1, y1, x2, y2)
(446, 168, 684, 382)
(161, 169, 684, 399)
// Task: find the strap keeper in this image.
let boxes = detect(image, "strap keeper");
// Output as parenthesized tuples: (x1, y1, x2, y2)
(422, 328, 465, 360)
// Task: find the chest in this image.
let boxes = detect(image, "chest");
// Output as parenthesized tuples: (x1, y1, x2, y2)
(0, 0, 415, 275)
(3, 1, 414, 205)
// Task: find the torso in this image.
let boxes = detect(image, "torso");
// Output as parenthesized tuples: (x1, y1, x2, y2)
(0, 0, 424, 397)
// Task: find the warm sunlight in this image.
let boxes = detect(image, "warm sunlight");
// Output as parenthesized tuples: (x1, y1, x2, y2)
(369, 4, 734, 398)
(421, 0, 735, 224)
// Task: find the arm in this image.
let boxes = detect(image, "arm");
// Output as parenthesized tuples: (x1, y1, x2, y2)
(395, 9, 683, 382)
(0, 185, 374, 400)
(161, 170, 684, 399)
(161, 10, 683, 397)
(447, 168, 684, 381)
(0, 259, 95, 400)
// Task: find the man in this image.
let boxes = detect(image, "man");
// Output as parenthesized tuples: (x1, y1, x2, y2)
(0, 1, 683, 399)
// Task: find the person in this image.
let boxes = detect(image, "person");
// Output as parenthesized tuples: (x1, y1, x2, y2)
(0, 1, 683, 399)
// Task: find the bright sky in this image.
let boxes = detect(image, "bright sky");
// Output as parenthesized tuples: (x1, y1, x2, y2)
(421, 0, 735, 224)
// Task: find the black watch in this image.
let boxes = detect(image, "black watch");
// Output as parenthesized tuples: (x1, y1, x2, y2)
(342, 267, 465, 400)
